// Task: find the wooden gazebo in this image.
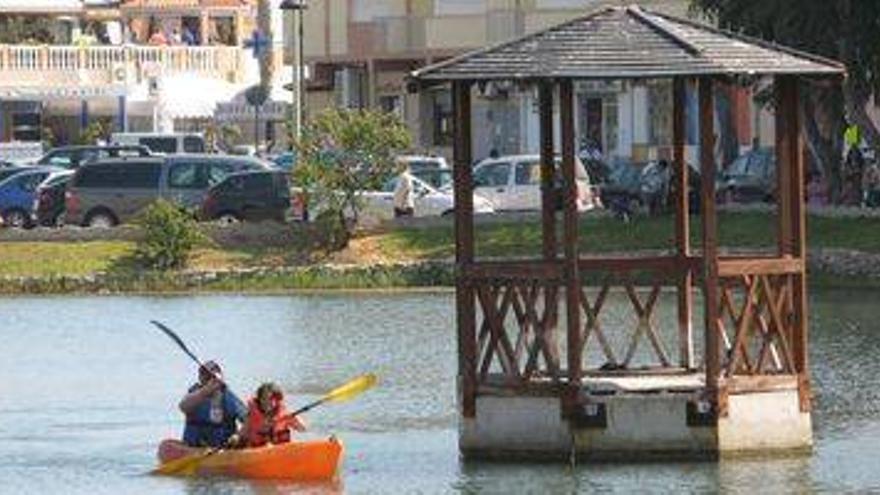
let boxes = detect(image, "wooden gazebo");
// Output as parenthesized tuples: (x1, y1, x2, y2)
(410, 6, 845, 459)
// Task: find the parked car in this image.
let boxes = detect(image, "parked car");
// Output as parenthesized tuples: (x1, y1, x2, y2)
(0, 167, 65, 228)
(717, 147, 775, 203)
(0, 166, 30, 184)
(200, 170, 293, 223)
(413, 168, 453, 190)
(65, 155, 273, 227)
(33, 170, 75, 227)
(270, 151, 297, 171)
(34, 145, 151, 169)
(399, 155, 449, 173)
(110, 132, 206, 155)
(471, 154, 600, 212)
(359, 174, 494, 221)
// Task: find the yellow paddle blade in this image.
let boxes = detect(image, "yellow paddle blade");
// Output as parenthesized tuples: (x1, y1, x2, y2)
(151, 449, 216, 476)
(323, 373, 377, 404)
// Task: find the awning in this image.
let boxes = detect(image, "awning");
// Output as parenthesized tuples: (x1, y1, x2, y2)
(127, 73, 243, 119)
(215, 79, 291, 121)
(0, 85, 126, 101)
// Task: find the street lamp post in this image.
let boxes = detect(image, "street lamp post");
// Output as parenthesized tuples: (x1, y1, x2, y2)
(280, 0, 307, 148)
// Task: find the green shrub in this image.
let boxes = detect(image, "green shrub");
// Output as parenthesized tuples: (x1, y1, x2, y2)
(135, 200, 208, 270)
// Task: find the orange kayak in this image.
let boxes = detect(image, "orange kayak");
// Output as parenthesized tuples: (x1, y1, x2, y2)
(156, 437, 343, 480)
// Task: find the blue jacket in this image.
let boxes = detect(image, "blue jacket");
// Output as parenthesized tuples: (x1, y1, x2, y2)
(182, 384, 247, 448)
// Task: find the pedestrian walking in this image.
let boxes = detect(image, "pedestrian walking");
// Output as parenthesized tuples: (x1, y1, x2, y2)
(393, 162, 415, 218)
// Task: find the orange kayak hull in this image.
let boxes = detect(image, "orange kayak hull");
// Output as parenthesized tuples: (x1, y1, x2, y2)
(156, 437, 343, 480)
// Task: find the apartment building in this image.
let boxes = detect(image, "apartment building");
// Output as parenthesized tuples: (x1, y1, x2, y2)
(285, 0, 758, 163)
(0, 0, 260, 155)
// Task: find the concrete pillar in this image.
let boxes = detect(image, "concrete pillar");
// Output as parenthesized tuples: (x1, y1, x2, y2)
(80, 100, 89, 134)
(118, 95, 127, 133)
(200, 12, 210, 45)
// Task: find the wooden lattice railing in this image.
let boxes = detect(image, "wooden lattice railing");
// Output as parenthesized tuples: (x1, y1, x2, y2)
(576, 256, 687, 374)
(716, 258, 804, 377)
(464, 261, 563, 387)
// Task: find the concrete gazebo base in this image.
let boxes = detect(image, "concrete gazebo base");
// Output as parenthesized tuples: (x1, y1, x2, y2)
(460, 374, 811, 461)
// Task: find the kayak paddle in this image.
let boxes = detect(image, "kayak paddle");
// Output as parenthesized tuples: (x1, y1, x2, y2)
(150, 320, 245, 403)
(152, 373, 378, 477)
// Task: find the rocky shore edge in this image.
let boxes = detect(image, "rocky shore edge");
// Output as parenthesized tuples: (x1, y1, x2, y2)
(1, 248, 878, 295)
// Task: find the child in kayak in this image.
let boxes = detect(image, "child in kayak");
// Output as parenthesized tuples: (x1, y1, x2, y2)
(232, 382, 307, 448)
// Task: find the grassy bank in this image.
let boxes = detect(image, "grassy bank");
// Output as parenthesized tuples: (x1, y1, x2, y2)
(1, 211, 879, 293)
(376, 211, 880, 260)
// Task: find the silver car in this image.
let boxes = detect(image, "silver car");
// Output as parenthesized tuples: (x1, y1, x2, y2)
(64, 154, 273, 227)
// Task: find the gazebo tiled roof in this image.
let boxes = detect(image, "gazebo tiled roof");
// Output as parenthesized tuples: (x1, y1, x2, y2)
(411, 5, 845, 82)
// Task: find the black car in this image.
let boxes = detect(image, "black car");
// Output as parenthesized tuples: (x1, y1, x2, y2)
(36, 145, 151, 169)
(34, 172, 74, 226)
(200, 170, 292, 223)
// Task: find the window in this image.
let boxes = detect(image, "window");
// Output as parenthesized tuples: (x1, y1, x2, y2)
(183, 136, 205, 153)
(140, 137, 177, 154)
(435, 0, 486, 15)
(648, 81, 673, 146)
(474, 163, 511, 187)
(515, 161, 541, 185)
(117, 162, 161, 189)
(76, 165, 118, 188)
(244, 173, 273, 192)
(379, 95, 403, 118)
(43, 174, 71, 188)
(352, 0, 396, 22)
(207, 163, 235, 186)
(17, 172, 48, 193)
(168, 162, 202, 189)
(431, 90, 453, 146)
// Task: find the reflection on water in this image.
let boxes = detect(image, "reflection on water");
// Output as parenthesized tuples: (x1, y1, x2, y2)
(0, 289, 879, 493)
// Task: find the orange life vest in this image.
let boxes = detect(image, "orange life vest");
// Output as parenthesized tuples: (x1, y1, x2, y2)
(244, 399, 291, 448)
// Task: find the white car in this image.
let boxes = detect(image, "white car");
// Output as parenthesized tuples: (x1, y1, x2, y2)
(398, 155, 449, 172)
(471, 154, 600, 212)
(360, 175, 494, 221)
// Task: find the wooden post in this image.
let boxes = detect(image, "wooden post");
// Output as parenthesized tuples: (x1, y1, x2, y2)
(539, 81, 560, 360)
(777, 75, 810, 411)
(698, 77, 720, 392)
(453, 80, 477, 418)
(776, 76, 794, 257)
(560, 80, 581, 404)
(673, 76, 693, 369)
(539, 82, 556, 261)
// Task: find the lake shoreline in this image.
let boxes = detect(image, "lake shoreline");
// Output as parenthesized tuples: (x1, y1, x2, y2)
(2, 253, 879, 295)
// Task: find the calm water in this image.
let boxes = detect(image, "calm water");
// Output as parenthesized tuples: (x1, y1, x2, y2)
(0, 290, 878, 494)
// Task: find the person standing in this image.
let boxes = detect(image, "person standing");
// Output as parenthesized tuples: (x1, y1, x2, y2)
(863, 161, 880, 208)
(393, 163, 415, 218)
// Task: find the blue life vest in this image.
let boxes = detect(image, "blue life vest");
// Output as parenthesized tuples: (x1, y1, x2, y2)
(182, 384, 247, 448)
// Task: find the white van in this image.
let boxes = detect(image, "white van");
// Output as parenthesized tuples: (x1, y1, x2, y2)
(110, 132, 206, 155)
(472, 154, 600, 212)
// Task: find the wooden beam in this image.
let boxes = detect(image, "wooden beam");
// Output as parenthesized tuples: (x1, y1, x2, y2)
(560, 80, 582, 401)
(453, 80, 476, 418)
(673, 76, 693, 369)
(698, 77, 720, 391)
(717, 257, 804, 277)
(462, 260, 564, 281)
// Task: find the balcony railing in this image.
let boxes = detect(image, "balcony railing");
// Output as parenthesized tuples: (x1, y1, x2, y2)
(0, 45, 245, 84)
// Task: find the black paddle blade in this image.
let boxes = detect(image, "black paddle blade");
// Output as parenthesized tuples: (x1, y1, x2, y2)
(151, 320, 201, 366)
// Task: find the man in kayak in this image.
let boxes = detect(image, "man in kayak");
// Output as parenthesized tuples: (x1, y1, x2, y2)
(179, 361, 247, 448)
(231, 382, 306, 448)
